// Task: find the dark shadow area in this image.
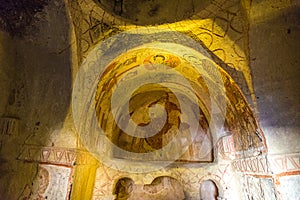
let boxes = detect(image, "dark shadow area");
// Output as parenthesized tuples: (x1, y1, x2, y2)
(0, 0, 51, 37)
(0, 0, 73, 198)
(92, 0, 212, 25)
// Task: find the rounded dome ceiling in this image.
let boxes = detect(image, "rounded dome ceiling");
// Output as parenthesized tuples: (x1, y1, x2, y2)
(92, 0, 212, 25)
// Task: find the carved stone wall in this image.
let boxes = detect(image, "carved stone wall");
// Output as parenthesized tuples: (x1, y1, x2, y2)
(0, 0, 299, 199)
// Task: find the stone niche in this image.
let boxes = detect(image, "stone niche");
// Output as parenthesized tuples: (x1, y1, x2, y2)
(199, 179, 219, 200)
(114, 176, 185, 200)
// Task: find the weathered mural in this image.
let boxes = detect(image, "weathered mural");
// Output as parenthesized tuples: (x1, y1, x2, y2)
(0, 0, 299, 199)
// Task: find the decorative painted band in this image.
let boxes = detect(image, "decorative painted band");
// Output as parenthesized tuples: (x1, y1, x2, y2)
(18, 146, 98, 166)
(232, 155, 271, 175)
(232, 153, 300, 175)
(0, 117, 19, 135)
(267, 153, 300, 174)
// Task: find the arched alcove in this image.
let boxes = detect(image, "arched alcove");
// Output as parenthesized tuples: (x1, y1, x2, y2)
(94, 48, 266, 161)
(73, 28, 267, 168)
(113, 177, 134, 200)
(200, 179, 220, 200)
(113, 176, 185, 200)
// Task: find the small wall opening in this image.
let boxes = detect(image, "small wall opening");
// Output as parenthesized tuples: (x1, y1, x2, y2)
(200, 179, 219, 200)
(113, 176, 185, 200)
(113, 177, 134, 200)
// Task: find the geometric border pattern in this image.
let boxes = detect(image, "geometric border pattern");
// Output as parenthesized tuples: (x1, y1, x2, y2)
(232, 153, 300, 175)
(18, 146, 98, 166)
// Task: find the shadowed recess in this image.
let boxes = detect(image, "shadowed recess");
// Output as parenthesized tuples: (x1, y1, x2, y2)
(0, 0, 50, 37)
(92, 0, 212, 25)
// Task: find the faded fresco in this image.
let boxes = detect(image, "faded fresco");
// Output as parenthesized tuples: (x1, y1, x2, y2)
(0, 0, 299, 199)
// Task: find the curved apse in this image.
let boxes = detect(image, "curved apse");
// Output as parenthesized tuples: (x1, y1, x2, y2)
(72, 28, 266, 172)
